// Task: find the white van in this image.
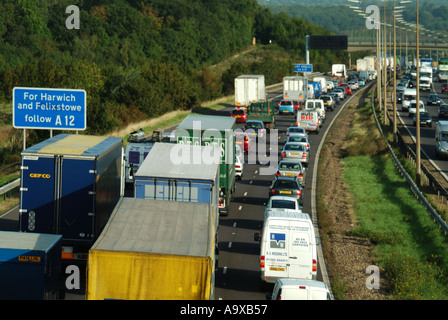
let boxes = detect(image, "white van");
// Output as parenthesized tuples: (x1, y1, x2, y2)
(402, 88, 417, 112)
(267, 278, 332, 300)
(419, 76, 431, 91)
(305, 99, 325, 121)
(408, 99, 425, 117)
(254, 210, 317, 284)
(296, 110, 320, 134)
(435, 120, 448, 159)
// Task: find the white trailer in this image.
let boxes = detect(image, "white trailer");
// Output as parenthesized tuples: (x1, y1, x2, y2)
(234, 75, 266, 110)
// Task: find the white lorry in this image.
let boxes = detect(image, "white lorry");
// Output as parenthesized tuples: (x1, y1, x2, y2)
(234, 75, 266, 110)
(283, 76, 306, 104)
(254, 210, 317, 284)
(332, 64, 346, 79)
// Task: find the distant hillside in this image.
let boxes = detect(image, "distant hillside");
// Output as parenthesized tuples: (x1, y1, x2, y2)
(261, 0, 448, 6)
(0, 0, 353, 164)
(266, 2, 448, 36)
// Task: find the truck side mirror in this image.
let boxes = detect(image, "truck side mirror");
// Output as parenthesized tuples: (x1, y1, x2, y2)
(254, 232, 260, 242)
(266, 292, 272, 300)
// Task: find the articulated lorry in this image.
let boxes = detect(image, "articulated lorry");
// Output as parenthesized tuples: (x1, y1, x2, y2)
(234, 75, 266, 111)
(19, 134, 123, 262)
(283, 76, 306, 106)
(87, 197, 217, 300)
(133, 142, 220, 231)
(175, 114, 236, 216)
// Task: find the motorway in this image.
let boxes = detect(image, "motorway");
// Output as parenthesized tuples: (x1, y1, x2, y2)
(0, 81, 371, 300)
(4, 75, 444, 300)
(394, 77, 448, 181)
(213, 84, 368, 299)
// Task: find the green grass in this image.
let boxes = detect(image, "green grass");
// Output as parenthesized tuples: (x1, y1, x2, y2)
(342, 154, 448, 299)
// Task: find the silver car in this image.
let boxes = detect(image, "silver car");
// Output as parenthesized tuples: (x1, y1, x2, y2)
(276, 160, 306, 186)
(286, 135, 310, 152)
(281, 142, 309, 167)
(284, 126, 308, 142)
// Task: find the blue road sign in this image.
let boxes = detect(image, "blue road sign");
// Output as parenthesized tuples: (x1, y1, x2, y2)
(13, 87, 86, 130)
(294, 64, 313, 73)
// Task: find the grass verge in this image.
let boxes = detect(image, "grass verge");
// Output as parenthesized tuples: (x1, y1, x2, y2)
(341, 100, 448, 299)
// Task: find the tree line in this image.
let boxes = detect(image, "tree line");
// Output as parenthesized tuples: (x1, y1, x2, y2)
(0, 0, 348, 139)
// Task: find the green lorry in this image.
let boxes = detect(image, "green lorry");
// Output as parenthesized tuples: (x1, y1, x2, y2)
(246, 101, 276, 130)
(176, 114, 236, 216)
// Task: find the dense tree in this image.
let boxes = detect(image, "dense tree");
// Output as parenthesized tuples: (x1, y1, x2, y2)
(0, 0, 349, 137)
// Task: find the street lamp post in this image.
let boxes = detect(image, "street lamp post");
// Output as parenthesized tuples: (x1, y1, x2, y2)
(416, 0, 421, 186)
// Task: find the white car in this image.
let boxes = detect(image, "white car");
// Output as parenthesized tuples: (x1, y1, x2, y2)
(235, 155, 243, 180)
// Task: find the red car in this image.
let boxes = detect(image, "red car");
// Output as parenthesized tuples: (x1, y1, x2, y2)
(293, 100, 300, 112)
(340, 83, 352, 95)
(442, 83, 448, 94)
(230, 108, 247, 123)
(235, 132, 252, 153)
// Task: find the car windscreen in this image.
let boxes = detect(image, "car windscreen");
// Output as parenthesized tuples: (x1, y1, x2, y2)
(288, 136, 306, 142)
(273, 180, 299, 189)
(270, 199, 296, 209)
(279, 162, 302, 170)
(289, 128, 305, 133)
(232, 110, 245, 115)
(245, 122, 262, 129)
(284, 144, 304, 151)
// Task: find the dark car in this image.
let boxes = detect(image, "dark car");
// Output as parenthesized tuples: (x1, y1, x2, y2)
(396, 91, 404, 104)
(438, 104, 448, 119)
(442, 83, 448, 94)
(413, 111, 432, 127)
(243, 120, 266, 140)
(427, 94, 441, 106)
(328, 93, 340, 104)
(268, 176, 303, 206)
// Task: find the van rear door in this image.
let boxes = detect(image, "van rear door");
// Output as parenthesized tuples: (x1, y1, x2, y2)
(264, 231, 289, 279)
(287, 222, 315, 279)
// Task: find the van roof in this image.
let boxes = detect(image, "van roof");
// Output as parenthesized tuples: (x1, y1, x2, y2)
(438, 120, 448, 129)
(265, 210, 311, 221)
(277, 278, 328, 289)
(404, 88, 417, 93)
